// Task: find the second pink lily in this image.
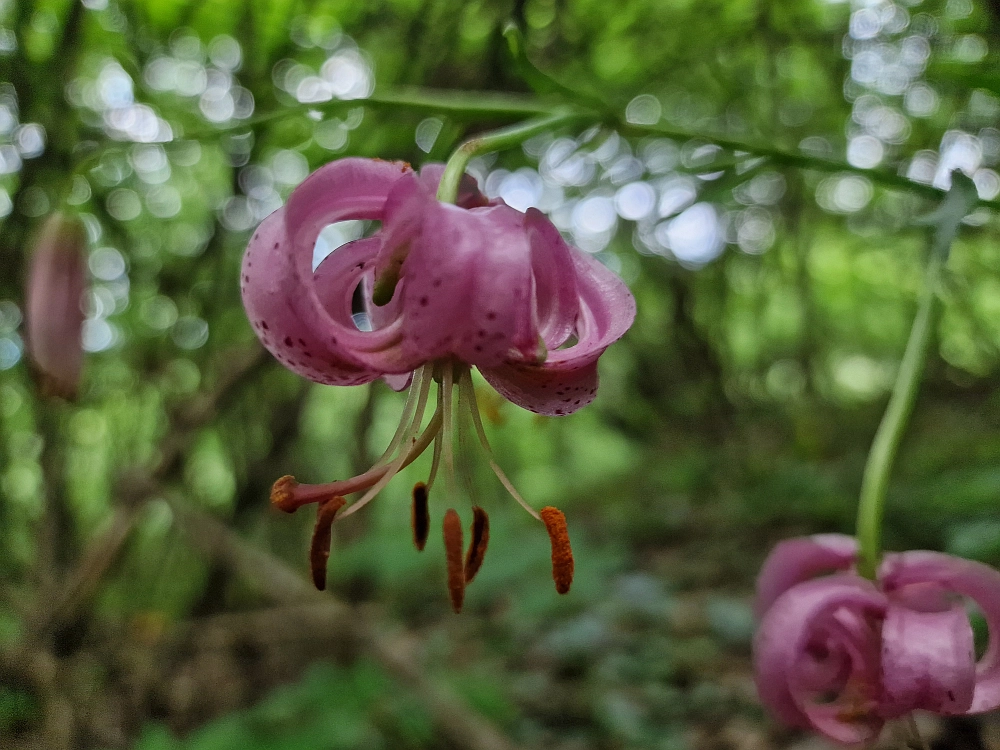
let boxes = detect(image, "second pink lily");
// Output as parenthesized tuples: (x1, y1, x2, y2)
(754, 534, 1000, 743)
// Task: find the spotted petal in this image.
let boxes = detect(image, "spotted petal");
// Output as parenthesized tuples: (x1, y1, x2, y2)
(481, 241, 636, 415)
(380, 178, 541, 369)
(241, 159, 414, 384)
(880, 551, 1000, 713)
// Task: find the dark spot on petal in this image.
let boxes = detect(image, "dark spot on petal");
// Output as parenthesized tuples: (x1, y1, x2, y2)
(432, 278, 442, 288)
(486, 312, 496, 320)
(261, 321, 269, 330)
(477, 330, 487, 338)
(298, 338, 307, 346)
(284, 337, 293, 346)
(474, 345, 483, 352)
(419, 296, 428, 307)
(274, 242, 279, 249)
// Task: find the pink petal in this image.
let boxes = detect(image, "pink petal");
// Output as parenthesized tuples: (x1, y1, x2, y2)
(879, 603, 975, 717)
(284, 157, 411, 251)
(481, 246, 636, 415)
(242, 209, 382, 385)
(880, 551, 1000, 713)
(385, 183, 539, 368)
(243, 159, 426, 383)
(755, 535, 858, 619)
(525, 208, 580, 348)
(753, 575, 887, 744)
(25, 213, 87, 399)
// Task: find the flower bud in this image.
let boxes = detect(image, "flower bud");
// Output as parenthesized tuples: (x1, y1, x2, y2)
(25, 212, 87, 399)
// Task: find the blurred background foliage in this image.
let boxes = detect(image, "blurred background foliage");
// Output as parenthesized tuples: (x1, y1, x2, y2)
(1, 0, 1000, 747)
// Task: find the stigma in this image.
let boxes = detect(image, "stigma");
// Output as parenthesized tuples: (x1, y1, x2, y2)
(271, 360, 575, 612)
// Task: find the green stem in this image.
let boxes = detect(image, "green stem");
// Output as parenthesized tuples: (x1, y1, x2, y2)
(616, 121, 994, 209)
(436, 110, 580, 203)
(184, 86, 1000, 212)
(855, 249, 943, 579)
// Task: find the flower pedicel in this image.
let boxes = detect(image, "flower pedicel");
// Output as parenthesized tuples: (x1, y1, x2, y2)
(241, 158, 635, 611)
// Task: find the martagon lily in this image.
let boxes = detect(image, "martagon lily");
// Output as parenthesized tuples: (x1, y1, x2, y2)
(241, 157, 635, 611)
(753, 534, 1000, 743)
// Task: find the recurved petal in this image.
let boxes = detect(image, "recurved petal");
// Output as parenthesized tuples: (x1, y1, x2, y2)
(880, 603, 975, 717)
(526, 208, 580, 349)
(242, 208, 382, 385)
(284, 157, 411, 251)
(880, 551, 1000, 713)
(480, 248, 635, 416)
(753, 575, 887, 744)
(755, 535, 858, 619)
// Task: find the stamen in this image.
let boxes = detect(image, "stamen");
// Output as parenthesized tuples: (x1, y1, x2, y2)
(271, 475, 300, 513)
(411, 482, 430, 551)
(459, 371, 541, 521)
(271, 370, 443, 516)
(338, 369, 436, 520)
(540, 506, 574, 594)
(426, 432, 443, 491)
(373, 364, 428, 469)
(443, 508, 465, 613)
(310, 496, 346, 591)
(441, 364, 457, 493)
(464, 506, 489, 583)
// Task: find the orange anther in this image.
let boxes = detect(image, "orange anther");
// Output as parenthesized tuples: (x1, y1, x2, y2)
(464, 506, 490, 583)
(270, 475, 300, 513)
(443, 509, 465, 613)
(309, 496, 346, 591)
(540, 506, 574, 594)
(411, 482, 430, 551)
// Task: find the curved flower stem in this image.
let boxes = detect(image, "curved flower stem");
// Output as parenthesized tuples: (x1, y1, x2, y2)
(436, 110, 583, 204)
(855, 250, 943, 579)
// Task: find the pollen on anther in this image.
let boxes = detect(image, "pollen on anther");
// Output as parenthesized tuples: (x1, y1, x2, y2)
(540, 506, 574, 594)
(443, 509, 465, 613)
(270, 475, 300, 513)
(310, 496, 346, 591)
(464, 506, 489, 583)
(411, 482, 430, 551)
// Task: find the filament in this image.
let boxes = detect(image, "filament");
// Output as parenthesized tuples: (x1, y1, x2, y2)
(459, 370, 540, 521)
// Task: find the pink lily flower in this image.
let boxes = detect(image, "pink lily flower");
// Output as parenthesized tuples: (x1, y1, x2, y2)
(240, 158, 634, 609)
(25, 212, 88, 399)
(753, 534, 1000, 744)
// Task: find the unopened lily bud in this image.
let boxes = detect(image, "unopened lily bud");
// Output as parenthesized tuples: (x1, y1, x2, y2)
(25, 212, 87, 399)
